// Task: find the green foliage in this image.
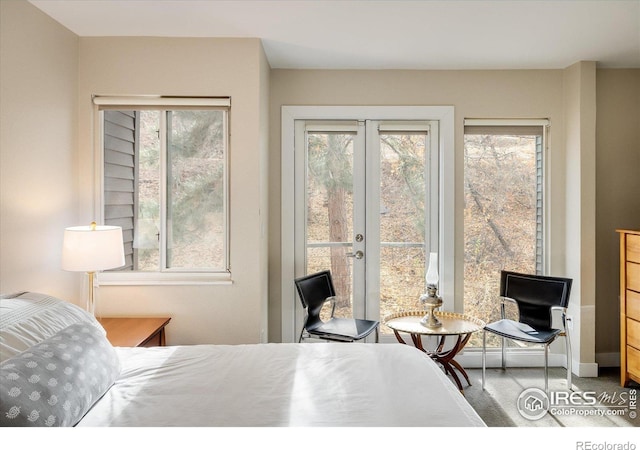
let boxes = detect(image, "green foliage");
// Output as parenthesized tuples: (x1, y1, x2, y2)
(168, 110, 224, 159)
(380, 134, 426, 238)
(307, 133, 353, 192)
(134, 109, 226, 269)
(167, 111, 225, 248)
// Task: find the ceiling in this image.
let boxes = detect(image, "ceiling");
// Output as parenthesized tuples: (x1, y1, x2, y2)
(29, 0, 640, 70)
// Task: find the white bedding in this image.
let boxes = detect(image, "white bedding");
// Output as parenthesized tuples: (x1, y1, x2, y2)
(0, 292, 104, 363)
(77, 343, 485, 427)
(1, 293, 484, 427)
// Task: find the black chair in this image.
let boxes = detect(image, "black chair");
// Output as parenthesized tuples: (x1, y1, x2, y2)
(482, 270, 573, 392)
(294, 270, 379, 343)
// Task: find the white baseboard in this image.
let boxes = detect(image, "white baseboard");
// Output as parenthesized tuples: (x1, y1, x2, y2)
(456, 348, 599, 377)
(378, 339, 609, 377)
(456, 348, 568, 369)
(573, 361, 599, 377)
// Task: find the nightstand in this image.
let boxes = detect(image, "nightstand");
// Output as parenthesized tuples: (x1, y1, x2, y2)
(98, 317, 171, 347)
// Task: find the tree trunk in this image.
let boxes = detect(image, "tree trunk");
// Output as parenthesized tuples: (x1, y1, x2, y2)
(328, 185, 351, 309)
(466, 178, 514, 258)
(319, 133, 352, 311)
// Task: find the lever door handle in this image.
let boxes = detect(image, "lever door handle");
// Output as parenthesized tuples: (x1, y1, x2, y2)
(346, 250, 364, 260)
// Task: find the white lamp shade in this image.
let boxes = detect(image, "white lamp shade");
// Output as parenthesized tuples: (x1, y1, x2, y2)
(62, 225, 125, 272)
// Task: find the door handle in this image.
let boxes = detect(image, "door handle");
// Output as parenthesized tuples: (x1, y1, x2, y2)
(346, 250, 364, 260)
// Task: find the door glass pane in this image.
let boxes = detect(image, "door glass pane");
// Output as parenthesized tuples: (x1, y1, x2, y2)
(463, 130, 541, 347)
(379, 132, 428, 333)
(306, 132, 355, 319)
(166, 110, 226, 269)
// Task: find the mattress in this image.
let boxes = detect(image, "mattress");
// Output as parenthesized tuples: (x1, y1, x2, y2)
(77, 343, 485, 427)
(0, 293, 484, 427)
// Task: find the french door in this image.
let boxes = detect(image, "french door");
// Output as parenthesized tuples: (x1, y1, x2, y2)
(293, 118, 440, 341)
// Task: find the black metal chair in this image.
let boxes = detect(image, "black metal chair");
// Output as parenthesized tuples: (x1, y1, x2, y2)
(294, 270, 379, 343)
(482, 270, 573, 392)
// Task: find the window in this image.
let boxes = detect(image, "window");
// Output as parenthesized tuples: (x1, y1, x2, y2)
(94, 96, 230, 284)
(463, 119, 547, 345)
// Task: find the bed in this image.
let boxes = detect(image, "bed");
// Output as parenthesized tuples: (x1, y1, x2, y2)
(0, 292, 485, 427)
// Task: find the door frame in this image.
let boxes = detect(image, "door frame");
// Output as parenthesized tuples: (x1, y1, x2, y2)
(281, 105, 455, 343)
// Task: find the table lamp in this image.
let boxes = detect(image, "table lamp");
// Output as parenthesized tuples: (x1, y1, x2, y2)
(420, 252, 443, 328)
(62, 222, 125, 316)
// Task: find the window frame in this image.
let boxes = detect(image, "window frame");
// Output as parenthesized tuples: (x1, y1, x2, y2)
(93, 96, 232, 285)
(461, 119, 550, 351)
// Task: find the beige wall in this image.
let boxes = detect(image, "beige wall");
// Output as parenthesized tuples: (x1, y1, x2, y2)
(268, 67, 638, 372)
(0, 2, 269, 347)
(596, 69, 640, 364)
(0, 0, 79, 299)
(77, 37, 270, 345)
(268, 69, 569, 335)
(563, 61, 597, 375)
(258, 42, 272, 342)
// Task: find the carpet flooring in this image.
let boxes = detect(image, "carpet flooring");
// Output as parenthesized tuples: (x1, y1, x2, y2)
(461, 366, 639, 427)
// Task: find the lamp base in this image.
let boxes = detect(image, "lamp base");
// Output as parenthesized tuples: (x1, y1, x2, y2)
(86, 271, 96, 317)
(419, 292, 443, 329)
(420, 305, 442, 328)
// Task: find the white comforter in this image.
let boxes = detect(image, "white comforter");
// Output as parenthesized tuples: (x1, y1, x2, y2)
(77, 343, 485, 427)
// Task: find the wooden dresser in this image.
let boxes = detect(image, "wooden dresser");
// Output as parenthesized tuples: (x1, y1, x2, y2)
(618, 229, 640, 387)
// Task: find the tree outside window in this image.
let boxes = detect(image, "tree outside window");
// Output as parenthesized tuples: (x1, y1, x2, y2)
(100, 100, 229, 274)
(464, 123, 545, 346)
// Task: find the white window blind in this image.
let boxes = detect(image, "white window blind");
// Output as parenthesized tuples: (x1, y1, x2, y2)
(93, 95, 230, 109)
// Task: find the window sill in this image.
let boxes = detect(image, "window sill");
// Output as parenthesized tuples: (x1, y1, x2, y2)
(97, 271, 233, 286)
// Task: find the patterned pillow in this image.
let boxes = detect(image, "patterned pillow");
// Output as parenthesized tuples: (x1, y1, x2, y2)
(1, 292, 106, 363)
(0, 322, 120, 426)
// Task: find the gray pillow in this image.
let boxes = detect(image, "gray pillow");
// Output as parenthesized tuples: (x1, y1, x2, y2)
(0, 322, 120, 426)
